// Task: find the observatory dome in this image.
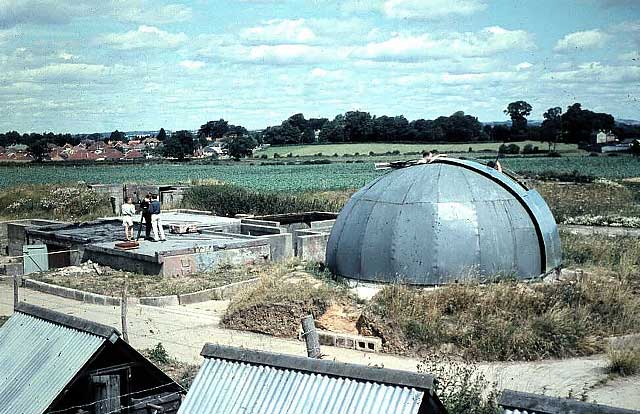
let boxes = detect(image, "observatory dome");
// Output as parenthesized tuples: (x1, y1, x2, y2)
(326, 158, 562, 285)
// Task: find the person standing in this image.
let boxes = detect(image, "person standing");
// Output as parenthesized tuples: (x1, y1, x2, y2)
(150, 194, 166, 242)
(121, 197, 135, 241)
(140, 193, 153, 241)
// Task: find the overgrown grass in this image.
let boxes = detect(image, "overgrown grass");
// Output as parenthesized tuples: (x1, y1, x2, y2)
(0, 184, 111, 221)
(184, 183, 352, 216)
(359, 272, 640, 361)
(606, 341, 640, 377)
(534, 181, 640, 221)
(32, 263, 258, 297)
(222, 260, 351, 337)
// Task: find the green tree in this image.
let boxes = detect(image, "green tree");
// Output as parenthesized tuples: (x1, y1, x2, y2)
(504, 101, 532, 136)
(162, 130, 194, 160)
(541, 107, 562, 151)
(223, 134, 256, 160)
(156, 128, 167, 141)
(29, 139, 49, 162)
(561, 103, 615, 144)
(110, 130, 126, 142)
(198, 119, 229, 140)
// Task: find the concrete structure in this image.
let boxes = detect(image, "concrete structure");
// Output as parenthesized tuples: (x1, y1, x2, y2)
(9, 210, 337, 277)
(179, 344, 446, 414)
(327, 158, 563, 285)
(0, 303, 183, 414)
(500, 390, 640, 414)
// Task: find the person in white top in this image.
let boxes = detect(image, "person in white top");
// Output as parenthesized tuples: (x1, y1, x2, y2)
(121, 197, 136, 241)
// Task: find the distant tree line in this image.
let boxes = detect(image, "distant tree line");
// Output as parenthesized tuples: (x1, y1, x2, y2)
(3, 101, 639, 162)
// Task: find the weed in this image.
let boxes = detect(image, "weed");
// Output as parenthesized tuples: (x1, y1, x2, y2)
(419, 355, 501, 414)
(148, 342, 170, 364)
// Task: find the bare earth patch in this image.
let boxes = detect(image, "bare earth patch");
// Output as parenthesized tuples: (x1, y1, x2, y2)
(31, 262, 260, 297)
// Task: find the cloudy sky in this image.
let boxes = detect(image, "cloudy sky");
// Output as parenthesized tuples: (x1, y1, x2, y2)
(1, 0, 639, 133)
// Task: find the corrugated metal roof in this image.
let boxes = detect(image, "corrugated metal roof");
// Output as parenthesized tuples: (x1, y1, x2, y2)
(179, 357, 426, 414)
(0, 312, 105, 414)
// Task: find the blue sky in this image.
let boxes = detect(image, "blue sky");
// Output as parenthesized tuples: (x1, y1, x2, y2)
(0, 0, 638, 133)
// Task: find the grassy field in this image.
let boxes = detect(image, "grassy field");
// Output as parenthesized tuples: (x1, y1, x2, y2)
(0, 156, 639, 191)
(256, 141, 582, 157)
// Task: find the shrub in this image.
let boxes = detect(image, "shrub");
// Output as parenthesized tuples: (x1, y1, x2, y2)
(333, 153, 339, 157)
(354, 152, 360, 156)
(273, 152, 280, 158)
(606, 342, 640, 376)
(314, 152, 323, 156)
(392, 150, 400, 155)
(547, 151, 562, 157)
(468, 147, 473, 152)
(498, 144, 520, 154)
(522, 144, 535, 154)
(260, 154, 268, 159)
(148, 342, 170, 364)
(369, 151, 375, 156)
(286, 152, 293, 158)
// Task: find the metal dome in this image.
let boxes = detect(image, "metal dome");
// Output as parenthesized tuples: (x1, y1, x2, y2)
(326, 158, 562, 285)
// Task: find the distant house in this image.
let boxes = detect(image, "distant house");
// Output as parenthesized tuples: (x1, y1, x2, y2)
(0, 303, 184, 414)
(144, 137, 161, 148)
(7, 143, 28, 152)
(178, 344, 446, 414)
(102, 148, 124, 160)
(124, 150, 144, 159)
(595, 130, 616, 144)
(67, 150, 100, 161)
(47, 149, 66, 162)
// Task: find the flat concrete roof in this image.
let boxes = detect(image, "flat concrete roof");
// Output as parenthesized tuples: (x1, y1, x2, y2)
(86, 232, 267, 262)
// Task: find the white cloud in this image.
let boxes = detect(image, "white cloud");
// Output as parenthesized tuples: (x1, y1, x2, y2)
(58, 52, 76, 61)
(516, 62, 533, 70)
(179, 60, 205, 70)
(352, 26, 534, 61)
(11, 63, 130, 84)
(246, 44, 343, 64)
(553, 29, 609, 53)
(100, 26, 188, 50)
(123, 4, 193, 24)
(382, 0, 486, 19)
(0, 0, 191, 28)
(241, 19, 316, 44)
(542, 62, 640, 83)
(618, 51, 640, 61)
(310, 68, 345, 79)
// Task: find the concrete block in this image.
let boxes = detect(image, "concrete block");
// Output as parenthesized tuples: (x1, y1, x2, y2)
(314, 329, 382, 353)
(260, 233, 293, 262)
(296, 233, 330, 262)
(139, 295, 180, 307)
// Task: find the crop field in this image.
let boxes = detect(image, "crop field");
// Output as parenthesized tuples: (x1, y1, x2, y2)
(256, 141, 582, 157)
(0, 155, 638, 192)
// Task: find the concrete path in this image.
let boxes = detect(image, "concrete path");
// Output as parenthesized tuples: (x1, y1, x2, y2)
(1, 285, 639, 410)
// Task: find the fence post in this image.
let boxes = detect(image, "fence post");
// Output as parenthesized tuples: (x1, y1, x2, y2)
(13, 272, 20, 311)
(301, 314, 321, 359)
(121, 275, 129, 343)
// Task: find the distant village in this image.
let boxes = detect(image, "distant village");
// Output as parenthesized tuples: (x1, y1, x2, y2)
(0, 131, 230, 163)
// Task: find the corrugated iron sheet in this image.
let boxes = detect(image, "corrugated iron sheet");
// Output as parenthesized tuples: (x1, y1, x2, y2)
(327, 159, 562, 285)
(179, 358, 425, 414)
(0, 312, 105, 414)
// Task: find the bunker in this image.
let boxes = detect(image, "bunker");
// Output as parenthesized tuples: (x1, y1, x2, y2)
(326, 158, 562, 285)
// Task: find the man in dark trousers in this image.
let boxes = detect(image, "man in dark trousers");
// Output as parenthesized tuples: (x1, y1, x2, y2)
(140, 193, 153, 241)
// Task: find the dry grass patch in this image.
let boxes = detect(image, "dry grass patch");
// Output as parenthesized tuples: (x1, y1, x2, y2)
(606, 341, 640, 377)
(32, 262, 259, 297)
(222, 261, 354, 337)
(358, 272, 640, 361)
(142, 343, 199, 390)
(534, 181, 640, 221)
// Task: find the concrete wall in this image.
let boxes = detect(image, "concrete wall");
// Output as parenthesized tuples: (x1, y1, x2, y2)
(89, 184, 124, 215)
(160, 245, 270, 276)
(7, 220, 62, 257)
(295, 232, 330, 263)
(259, 233, 293, 262)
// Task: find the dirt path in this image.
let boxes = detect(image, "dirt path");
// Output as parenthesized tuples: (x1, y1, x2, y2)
(1, 285, 638, 410)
